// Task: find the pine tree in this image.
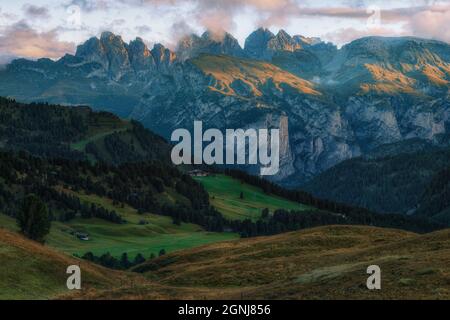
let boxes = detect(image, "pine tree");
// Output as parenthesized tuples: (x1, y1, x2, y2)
(120, 252, 130, 269)
(16, 194, 51, 243)
(133, 253, 146, 266)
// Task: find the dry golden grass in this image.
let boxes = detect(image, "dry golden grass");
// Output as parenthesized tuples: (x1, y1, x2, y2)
(361, 61, 449, 94)
(126, 225, 450, 300)
(0, 227, 136, 299)
(192, 54, 320, 97)
(420, 64, 449, 86)
(2, 225, 449, 300)
(362, 64, 418, 94)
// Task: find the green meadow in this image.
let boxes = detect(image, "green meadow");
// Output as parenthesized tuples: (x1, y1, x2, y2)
(0, 192, 238, 260)
(0, 173, 312, 262)
(194, 174, 312, 221)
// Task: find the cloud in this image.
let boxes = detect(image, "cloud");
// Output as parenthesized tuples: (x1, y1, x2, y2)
(170, 20, 195, 40)
(134, 0, 300, 34)
(0, 21, 76, 61)
(408, 4, 450, 42)
(66, 0, 112, 12)
(22, 4, 51, 20)
(135, 25, 152, 35)
(324, 26, 406, 47)
(0, 8, 18, 23)
(132, 0, 450, 43)
(308, 2, 450, 46)
(0, 55, 16, 67)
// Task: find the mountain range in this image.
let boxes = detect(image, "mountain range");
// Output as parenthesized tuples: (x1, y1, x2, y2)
(0, 28, 449, 186)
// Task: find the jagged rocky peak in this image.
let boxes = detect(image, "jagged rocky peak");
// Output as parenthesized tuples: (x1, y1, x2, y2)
(75, 31, 131, 77)
(151, 43, 176, 67)
(293, 35, 323, 47)
(176, 30, 244, 60)
(268, 29, 302, 52)
(244, 28, 304, 60)
(75, 31, 178, 76)
(101, 32, 130, 77)
(128, 37, 155, 70)
(75, 36, 106, 65)
(244, 27, 275, 59)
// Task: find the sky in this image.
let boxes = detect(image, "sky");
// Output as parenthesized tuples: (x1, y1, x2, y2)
(0, 0, 449, 63)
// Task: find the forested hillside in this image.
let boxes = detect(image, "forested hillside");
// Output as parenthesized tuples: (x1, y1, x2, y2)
(0, 98, 444, 247)
(304, 147, 450, 218)
(0, 97, 170, 164)
(416, 168, 450, 225)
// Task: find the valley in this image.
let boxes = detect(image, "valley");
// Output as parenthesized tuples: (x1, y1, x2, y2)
(0, 23, 449, 301)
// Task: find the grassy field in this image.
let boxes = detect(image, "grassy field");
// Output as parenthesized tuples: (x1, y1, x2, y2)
(130, 225, 450, 300)
(194, 174, 312, 221)
(0, 227, 123, 300)
(0, 192, 238, 260)
(2, 222, 449, 300)
(71, 129, 123, 152)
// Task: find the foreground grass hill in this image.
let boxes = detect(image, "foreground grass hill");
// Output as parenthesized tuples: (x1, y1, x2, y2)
(129, 225, 450, 300)
(0, 227, 117, 299)
(2, 224, 449, 300)
(0, 227, 221, 300)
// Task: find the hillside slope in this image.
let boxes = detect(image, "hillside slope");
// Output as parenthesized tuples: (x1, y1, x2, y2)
(0, 227, 232, 300)
(416, 167, 450, 225)
(191, 54, 320, 97)
(0, 227, 118, 299)
(194, 174, 313, 221)
(304, 145, 450, 217)
(2, 225, 449, 300)
(0, 97, 170, 164)
(129, 225, 450, 300)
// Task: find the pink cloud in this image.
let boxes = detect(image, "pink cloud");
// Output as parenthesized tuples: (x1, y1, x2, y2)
(0, 21, 76, 60)
(408, 4, 450, 42)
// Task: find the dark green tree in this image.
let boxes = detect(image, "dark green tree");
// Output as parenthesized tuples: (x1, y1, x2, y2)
(133, 253, 146, 266)
(82, 252, 95, 262)
(120, 252, 130, 269)
(16, 194, 51, 243)
(172, 216, 181, 226)
(159, 249, 166, 257)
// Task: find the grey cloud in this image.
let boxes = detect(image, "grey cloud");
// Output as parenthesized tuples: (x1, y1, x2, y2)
(135, 25, 152, 34)
(22, 4, 51, 19)
(66, 0, 112, 12)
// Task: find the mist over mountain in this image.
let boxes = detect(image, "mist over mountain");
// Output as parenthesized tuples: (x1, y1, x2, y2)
(0, 29, 448, 186)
